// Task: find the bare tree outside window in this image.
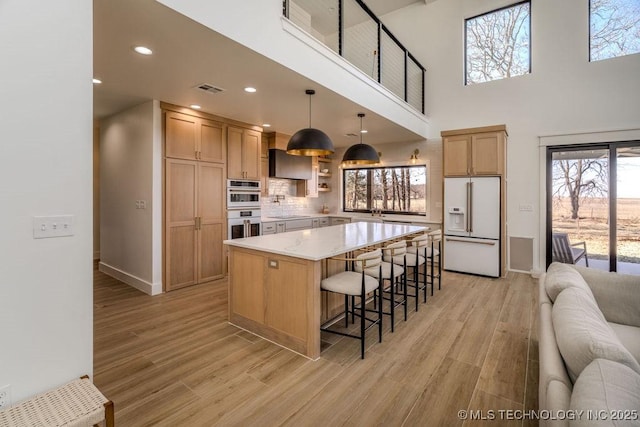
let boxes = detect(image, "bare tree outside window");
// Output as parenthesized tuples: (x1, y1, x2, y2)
(590, 0, 640, 61)
(552, 157, 609, 220)
(465, 1, 531, 85)
(343, 166, 426, 214)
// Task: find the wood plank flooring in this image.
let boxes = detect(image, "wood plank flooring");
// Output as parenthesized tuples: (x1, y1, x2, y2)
(94, 264, 539, 426)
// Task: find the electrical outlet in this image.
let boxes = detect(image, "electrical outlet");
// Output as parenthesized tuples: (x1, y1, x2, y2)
(0, 384, 12, 409)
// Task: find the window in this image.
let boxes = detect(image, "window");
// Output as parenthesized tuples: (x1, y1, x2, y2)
(590, 0, 640, 62)
(343, 165, 427, 215)
(465, 1, 531, 85)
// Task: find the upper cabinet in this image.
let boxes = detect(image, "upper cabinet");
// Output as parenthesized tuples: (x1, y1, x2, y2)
(165, 111, 225, 163)
(228, 126, 261, 180)
(442, 125, 507, 177)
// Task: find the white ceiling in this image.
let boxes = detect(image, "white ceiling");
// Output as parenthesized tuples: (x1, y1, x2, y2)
(93, 0, 427, 147)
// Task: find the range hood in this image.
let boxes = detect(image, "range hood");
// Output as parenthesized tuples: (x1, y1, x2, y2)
(268, 149, 312, 180)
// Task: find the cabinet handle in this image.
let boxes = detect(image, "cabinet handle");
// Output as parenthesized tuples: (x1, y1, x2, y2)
(195, 216, 201, 230)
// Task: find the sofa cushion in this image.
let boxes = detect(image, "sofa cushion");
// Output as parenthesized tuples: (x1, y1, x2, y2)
(575, 265, 640, 327)
(545, 262, 594, 303)
(570, 359, 640, 426)
(552, 287, 640, 382)
(609, 322, 640, 363)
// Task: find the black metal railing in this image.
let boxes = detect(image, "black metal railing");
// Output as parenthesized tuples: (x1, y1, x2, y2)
(283, 0, 426, 114)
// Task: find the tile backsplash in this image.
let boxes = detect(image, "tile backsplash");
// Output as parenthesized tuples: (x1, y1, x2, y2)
(261, 178, 326, 217)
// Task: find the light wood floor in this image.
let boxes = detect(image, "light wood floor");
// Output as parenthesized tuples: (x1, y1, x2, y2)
(94, 264, 539, 426)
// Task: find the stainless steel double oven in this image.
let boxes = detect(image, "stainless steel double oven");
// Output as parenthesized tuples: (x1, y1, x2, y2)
(227, 179, 261, 239)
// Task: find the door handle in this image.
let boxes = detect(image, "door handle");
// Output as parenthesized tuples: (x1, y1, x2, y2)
(469, 181, 473, 233)
(446, 237, 495, 245)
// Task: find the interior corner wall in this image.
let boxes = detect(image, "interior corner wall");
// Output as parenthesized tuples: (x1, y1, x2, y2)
(93, 121, 101, 260)
(381, 0, 640, 274)
(99, 101, 163, 295)
(0, 1, 93, 403)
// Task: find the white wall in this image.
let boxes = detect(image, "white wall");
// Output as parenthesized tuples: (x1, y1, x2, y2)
(100, 101, 163, 295)
(381, 0, 640, 273)
(0, 0, 93, 403)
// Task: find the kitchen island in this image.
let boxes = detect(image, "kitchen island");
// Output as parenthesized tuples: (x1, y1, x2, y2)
(224, 222, 426, 359)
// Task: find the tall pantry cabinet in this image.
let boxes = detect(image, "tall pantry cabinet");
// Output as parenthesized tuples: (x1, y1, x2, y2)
(164, 110, 226, 291)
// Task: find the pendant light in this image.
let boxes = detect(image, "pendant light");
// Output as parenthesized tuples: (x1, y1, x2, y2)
(287, 89, 335, 156)
(342, 113, 380, 165)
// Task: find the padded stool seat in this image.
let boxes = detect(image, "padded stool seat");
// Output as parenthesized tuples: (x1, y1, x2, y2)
(321, 271, 380, 295)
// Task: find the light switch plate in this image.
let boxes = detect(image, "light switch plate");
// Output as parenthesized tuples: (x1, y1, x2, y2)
(33, 215, 75, 239)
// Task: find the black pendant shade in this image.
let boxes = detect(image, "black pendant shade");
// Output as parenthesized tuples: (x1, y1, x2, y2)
(287, 89, 335, 156)
(342, 113, 379, 165)
(342, 143, 380, 165)
(287, 128, 334, 156)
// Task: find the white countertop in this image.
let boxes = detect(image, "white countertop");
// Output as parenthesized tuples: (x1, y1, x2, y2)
(261, 213, 440, 225)
(224, 222, 427, 261)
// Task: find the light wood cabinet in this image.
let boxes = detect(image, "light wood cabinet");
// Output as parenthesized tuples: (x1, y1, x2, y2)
(165, 111, 225, 163)
(228, 126, 261, 180)
(442, 125, 507, 177)
(165, 158, 225, 291)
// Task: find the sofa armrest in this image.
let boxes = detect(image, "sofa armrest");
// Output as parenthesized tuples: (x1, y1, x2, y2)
(538, 274, 573, 419)
(574, 266, 640, 327)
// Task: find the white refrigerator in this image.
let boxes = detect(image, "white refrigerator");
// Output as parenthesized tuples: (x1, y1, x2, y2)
(443, 176, 501, 277)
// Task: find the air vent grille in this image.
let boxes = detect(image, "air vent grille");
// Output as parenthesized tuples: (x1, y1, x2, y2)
(195, 83, 225, 94)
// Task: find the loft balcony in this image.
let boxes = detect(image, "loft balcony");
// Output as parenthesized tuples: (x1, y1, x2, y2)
(283, 0, 426, 114)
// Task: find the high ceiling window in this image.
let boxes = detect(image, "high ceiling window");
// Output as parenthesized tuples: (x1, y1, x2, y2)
(465, 1, 531, 85)
(590, 0, 640, 62)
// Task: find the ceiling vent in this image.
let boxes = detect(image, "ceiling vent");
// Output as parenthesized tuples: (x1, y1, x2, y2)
(195, 83, 225, 94)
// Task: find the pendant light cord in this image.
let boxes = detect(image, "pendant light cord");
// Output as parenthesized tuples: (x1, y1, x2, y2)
(308, 93, 312, 128)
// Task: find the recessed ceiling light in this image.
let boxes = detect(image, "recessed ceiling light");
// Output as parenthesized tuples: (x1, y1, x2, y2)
(190, 104, 201, 110)
(262, 123, 271, 128)
(92, 78, 102, 84)
(360, 129, 368, 134)
(244, 87, 257, 93)
(133, 46, 153, 55)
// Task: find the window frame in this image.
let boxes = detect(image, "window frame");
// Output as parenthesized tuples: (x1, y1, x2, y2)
(464, 0, 532, 86)
(341, 164, 428, 216)
(588, 0, 640, 62)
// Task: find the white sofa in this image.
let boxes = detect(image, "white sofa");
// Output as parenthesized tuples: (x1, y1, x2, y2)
(539, 262, 640, 426)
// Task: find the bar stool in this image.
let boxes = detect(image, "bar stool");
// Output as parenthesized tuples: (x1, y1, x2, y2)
(428, 230, 442, 293)
(380, 241, 409, 327)
(405, 233, 430, 310)
(321, 253, 383, 359)
(354, 248, 405, 332)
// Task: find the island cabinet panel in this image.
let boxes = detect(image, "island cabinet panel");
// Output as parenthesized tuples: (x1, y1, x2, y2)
(265, 258, 309, 340)
(228, 247, 321, 359)
(230, 250, 265, 323)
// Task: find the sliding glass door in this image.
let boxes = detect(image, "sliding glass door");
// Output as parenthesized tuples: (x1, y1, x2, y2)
(616, 146, 640, 273)
(547, 142, 640, 274)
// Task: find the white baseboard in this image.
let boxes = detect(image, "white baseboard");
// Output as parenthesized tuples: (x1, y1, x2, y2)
(98, 261, 163, 296)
